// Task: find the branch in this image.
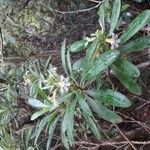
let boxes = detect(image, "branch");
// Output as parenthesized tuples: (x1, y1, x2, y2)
(76, 140, 150, 147)
(39, 1, 102, 14)
(113, 124, 137, 150)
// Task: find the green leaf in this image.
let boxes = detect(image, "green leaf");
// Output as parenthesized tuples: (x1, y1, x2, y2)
(61, 38, 68, 75)
(87, 96, 122, 123)
(34, 115, 50, 145)
(31, 110, 47, 120)
(27, 147, 35, 150)
(29, 82, 38, 97)
(120, 10, 150, 44)
(86, 40, 98, 59)
(97, 3, 105, 31)
(109, 0, 121, 35)
(112, 66, 141, 95)
(24, 128, 33, 148)
(77, 95, 101, 140)
(81, 41, 98, 80)
(114, 59, 140, 77)
(0, 109, 5, 114)
(56, 93, 73, 106)
(37, 87, 49, 101)
(102, 89, 132, 107)
(66, 49, 72, 74)
(61, 130, 70, 150)
(73, 57, 85, 71)
(61, 116, 70, 150)
(28, 98, 50, 108)
(62, 99, 77, 146)
(97, 0, 111, 31)
(44, 55, 52, 71)
(61, 98, 77, 147)
(120, 36, 150, 53)
(83, 50, 120, 81)
(87, 89, 131, 108)
(46, 116, 59, 150)
(66, 99, 77, 145)
(69, 40, 87, 53)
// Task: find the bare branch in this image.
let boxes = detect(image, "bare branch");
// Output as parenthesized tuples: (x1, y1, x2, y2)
(39, 1, 102, 14)
(113, 124, 137, 150)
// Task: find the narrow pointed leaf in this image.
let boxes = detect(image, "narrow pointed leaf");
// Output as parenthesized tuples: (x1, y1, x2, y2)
(61, 117, 70, 150)
(120, 36, 150, 53)
(66, 99, 77, 145)
(24, 128, 33, 148)
(46, 116, 59, 150)
(28, 98, 50, 108)
(73, 57, 85, 71)
(102, 89, 132, 107)
(37, 87, 49, 101)
(34, 115, 50, 145)
(98, 4, 105, 30)
(61, 131, 70, 150)
(83, 50, 120, 80)
(69, 40, 87, 53)
(109, 0, 121, 35)
(97, 0, 111, 31)
(81, 41, 98, 79)
(61, 38, 68, 75)
(66, 49, 72, 74)
(27, 147, 34, 150)
(114, 59, 140, 77)
(44, 55, 52, 71)
(87, 97, 122, 123)
(112, 66, 141, 95)
(31, 110, 46, 120)
(87, 89, 131, 108)
(77, 95, 101, 139)
(120, 10, 150, 44)
(61, 98, 77, 146)
(86, 40, 98, 59)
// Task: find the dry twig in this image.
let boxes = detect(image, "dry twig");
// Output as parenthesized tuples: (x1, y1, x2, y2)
(39, 0, 102, 14)
(113, 124, 137, 150)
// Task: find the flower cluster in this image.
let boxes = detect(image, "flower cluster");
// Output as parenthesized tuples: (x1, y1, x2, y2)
(106, 33, 120, 49)
(25, 65, 71, 95)
(58, 75, 71, 94)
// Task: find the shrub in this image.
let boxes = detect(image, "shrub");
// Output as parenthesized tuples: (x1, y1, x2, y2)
(26, 0, 150, 149)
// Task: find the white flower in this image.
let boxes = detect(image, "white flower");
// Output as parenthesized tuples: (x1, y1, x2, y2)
(106, 33, 120, 49)
(48, 65, 57, 74)
(58, 75, 71, 94)
(23, 71, 31, 85)
(50, 66, 57, 73)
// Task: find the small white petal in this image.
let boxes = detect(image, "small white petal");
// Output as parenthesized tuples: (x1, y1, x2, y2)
(116, 39, 121, 44)
(111, 44, 115, 50)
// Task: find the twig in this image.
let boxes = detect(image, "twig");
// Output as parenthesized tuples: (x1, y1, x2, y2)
(117, 112, 150, 134)
(137, 61, 150, 70)
(108, 141, 150, 145)
(76, 140, 150, 146)
(40, 1, 102, 14)
(140, 79, 150, 94)
(113, 124, 137, 150)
